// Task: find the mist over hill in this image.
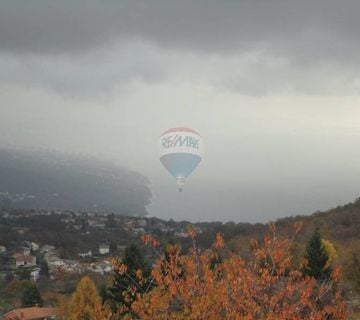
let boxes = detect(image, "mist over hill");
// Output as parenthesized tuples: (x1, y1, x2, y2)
(0, 149, 151, 215)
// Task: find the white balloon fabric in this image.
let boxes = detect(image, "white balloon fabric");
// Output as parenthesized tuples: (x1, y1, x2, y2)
(159, 127, 203, 191)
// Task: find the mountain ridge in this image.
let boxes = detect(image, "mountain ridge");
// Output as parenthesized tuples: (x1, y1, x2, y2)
(0, 148, 151, 216)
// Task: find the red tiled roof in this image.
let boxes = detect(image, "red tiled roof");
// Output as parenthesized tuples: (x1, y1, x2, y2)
(13, 254, 35, 263)
(161, 127, 201, 136)
(2, 307, 56, 320)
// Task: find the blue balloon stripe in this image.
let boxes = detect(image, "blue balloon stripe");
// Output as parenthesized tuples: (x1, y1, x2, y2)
(160, 153, 202, 179)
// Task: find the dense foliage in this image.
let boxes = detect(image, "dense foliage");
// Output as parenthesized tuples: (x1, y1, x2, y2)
(302, 228, 332, 281)
(106, 244, 152, 318)
(111, 226, 348, 319)
(58, 276, 111, 320)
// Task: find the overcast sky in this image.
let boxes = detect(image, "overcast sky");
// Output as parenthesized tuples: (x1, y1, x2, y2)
(1, 1, 360, 223)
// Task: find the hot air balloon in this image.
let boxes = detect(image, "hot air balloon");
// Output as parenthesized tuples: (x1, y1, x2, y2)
(159, 127, 203, 192)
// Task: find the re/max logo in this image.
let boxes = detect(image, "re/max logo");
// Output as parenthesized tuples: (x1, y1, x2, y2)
(162, 135, 199, 149)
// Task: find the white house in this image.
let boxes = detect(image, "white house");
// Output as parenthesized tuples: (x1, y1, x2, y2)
(30, 268, 41, 281)
(137, 219, 147, 227)
(99, 244, 110, 255)
(40, 245, 55, 253)
(78, 250, 92, 258)
(132, 227, 145, 235)
(47, 256, 65, 268)
(31, 242, 40, 252)
(14, 254, 36, 267)
(22, 247, 31, 256)
(174, 231, 189, 238)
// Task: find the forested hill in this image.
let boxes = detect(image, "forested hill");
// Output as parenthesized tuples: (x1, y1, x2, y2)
(0, 148, 151, 215)
(202, 197, 360, 292)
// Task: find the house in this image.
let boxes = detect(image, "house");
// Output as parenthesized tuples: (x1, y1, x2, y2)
(22, 247, 31, 256)
(13, 227, 28, 235)
(78, 251, 92, 258)
(174, 231, 189, 238)
(117, 245, 127, 255)
(30, 267, 41, 281)
(99, 244, 110, 255)
(0, 245, 6, 253)
(132, 227, 145, 235)
(137, 219, 147, 227)
(88, 219, 105, 229)
(89, 261, 112, 275)
(40, 245, 55, 254)
(14, 254, 36, 267)
(60, 260, 80, 273)
(2, 307, 56, 320)
(31, 242, 40, 252)
(46, 256, 64, 268)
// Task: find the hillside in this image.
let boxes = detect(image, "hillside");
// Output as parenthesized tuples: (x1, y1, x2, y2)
(0, 149, 151, 216)
(201, 198, 360, 294)
(1, 199, 360, 316)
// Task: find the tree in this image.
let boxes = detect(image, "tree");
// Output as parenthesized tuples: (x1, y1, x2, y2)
(18, 268, 30, 280)
(109, 241, 118, 254)
(112, 226, 348, 320)
(302, 228, 332, 281)
(321, 239, 337, 267)
(56, 295, 72, 320)
(99, 282, 108, 304)
(352, 253, 360, 293)
(4, 272, 14, 283)
(21, 282, 42, 307)
(106, 244, 151, 317)
(68, 276, 111, 320)
(40, 261, 50, 278)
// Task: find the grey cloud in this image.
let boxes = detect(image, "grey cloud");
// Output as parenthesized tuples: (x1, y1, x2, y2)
(1, 0, 360, 97)
(1, 42, 359, 97)
(0, 42, 175, 96)
(1, 1, 360, 64)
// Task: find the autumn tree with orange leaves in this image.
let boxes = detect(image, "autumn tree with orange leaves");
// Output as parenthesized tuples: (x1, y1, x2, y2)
(109, 224, 348, 320)
(57, 276, 111, 320)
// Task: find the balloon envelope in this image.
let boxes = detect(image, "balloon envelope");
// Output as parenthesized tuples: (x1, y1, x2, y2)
(159, 127, 203, 187)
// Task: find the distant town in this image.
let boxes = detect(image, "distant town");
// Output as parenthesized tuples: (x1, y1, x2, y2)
(0, 209, 205, 282)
